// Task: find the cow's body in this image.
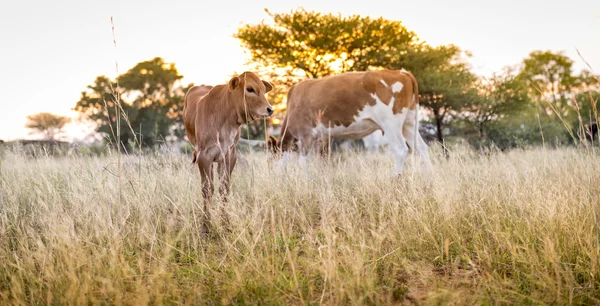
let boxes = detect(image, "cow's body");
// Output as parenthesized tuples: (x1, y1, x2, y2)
(184, 85, 214, 157)
(183, 72, 273, 233)
(277, 69, 432, 175)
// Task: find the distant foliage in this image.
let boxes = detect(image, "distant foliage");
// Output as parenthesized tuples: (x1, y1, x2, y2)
(74, 57, 192, 149)
(236, 8, 418, 78)
(25, 112, 70, 140)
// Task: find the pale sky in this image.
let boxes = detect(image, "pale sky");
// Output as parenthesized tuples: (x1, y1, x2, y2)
(1, 0, 599, 141)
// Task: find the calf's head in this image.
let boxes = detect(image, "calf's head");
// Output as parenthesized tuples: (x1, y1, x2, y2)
(229, 72, 274, 122)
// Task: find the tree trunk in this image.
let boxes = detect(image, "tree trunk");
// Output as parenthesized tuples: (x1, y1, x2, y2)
(433, 108, 449, 158)
(434, 109, 444, 144)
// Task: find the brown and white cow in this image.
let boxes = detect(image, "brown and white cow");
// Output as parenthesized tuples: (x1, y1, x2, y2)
(183, 72, 273, 228)
(276, 69, 432, 175)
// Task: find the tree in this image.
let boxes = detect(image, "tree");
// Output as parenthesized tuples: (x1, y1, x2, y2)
(236, 8, 418, 79)
(74, 57, 188, 149)
(518, 51, 599, 145)
(413, 46, 478, 145)
(573, 85, 600, 145)
(519, 51, 596, 115)
(469, 68, 531, 138)
(25, 112, 70, 140)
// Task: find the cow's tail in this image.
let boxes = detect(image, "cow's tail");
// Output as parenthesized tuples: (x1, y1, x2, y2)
(277, 116, 297, 152)
(405, 71, 419, 153)
(405, 71, 419, 107)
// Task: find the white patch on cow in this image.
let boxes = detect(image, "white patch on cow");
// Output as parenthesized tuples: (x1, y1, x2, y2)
(380, 79, 388, 87)
(391, 82, 403, 93)
(314, 89, 411, 175)
(364, 92, 410, 175)
(400, 68, 408, 73)
(312, 89, 408, 141)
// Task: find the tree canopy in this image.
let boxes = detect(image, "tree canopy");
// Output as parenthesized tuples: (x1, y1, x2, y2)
(516, 51, 599, 145)
(236, 8, 418, 78)
(74, 57, 189, 149)
(25, 112, 71, 140)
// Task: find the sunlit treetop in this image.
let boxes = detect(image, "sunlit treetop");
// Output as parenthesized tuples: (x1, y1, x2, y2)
(236, 8, 419, 78)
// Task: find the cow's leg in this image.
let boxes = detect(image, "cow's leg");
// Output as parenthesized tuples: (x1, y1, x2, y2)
(277, 118, 297, 171)
(198, 158, 214, 235)
(390, 135, 409, 176)
(402, 115, 433, 172)
(381, 122, 409, 176)
(297, 137, 315, 174)
(279, 136, 296, 173)
(280, 151, 291, 170)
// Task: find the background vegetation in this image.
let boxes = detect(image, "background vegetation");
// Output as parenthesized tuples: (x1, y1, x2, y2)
(26, 8, 595, 152)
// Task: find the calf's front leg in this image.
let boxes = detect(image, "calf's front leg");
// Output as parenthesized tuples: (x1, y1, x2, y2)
(217, 147, 238, 202)
(197, 157, 214, 234)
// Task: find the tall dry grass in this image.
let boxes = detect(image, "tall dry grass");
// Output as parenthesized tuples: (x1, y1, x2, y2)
(0, 144, 599, 305)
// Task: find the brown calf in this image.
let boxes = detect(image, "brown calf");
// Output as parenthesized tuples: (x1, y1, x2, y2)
(183, 72, 273, 229)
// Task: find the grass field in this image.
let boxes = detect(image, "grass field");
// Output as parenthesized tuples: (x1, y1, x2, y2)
(1, 144, 599, 305)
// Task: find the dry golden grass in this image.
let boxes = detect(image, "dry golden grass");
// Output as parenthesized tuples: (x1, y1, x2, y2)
(0, 144, 599, 305)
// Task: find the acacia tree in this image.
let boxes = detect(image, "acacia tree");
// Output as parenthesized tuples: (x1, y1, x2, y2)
(25, 112, 70, 140)
(74, 57, 189, 149)
(236, 8, 418, 79)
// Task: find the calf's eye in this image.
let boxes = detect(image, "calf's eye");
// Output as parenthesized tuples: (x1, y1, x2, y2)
(246, 87, 255, 93)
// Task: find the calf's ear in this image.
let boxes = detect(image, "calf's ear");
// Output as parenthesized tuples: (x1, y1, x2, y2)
(229, 76, 240, 91)
(262, 80, 273, 93)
